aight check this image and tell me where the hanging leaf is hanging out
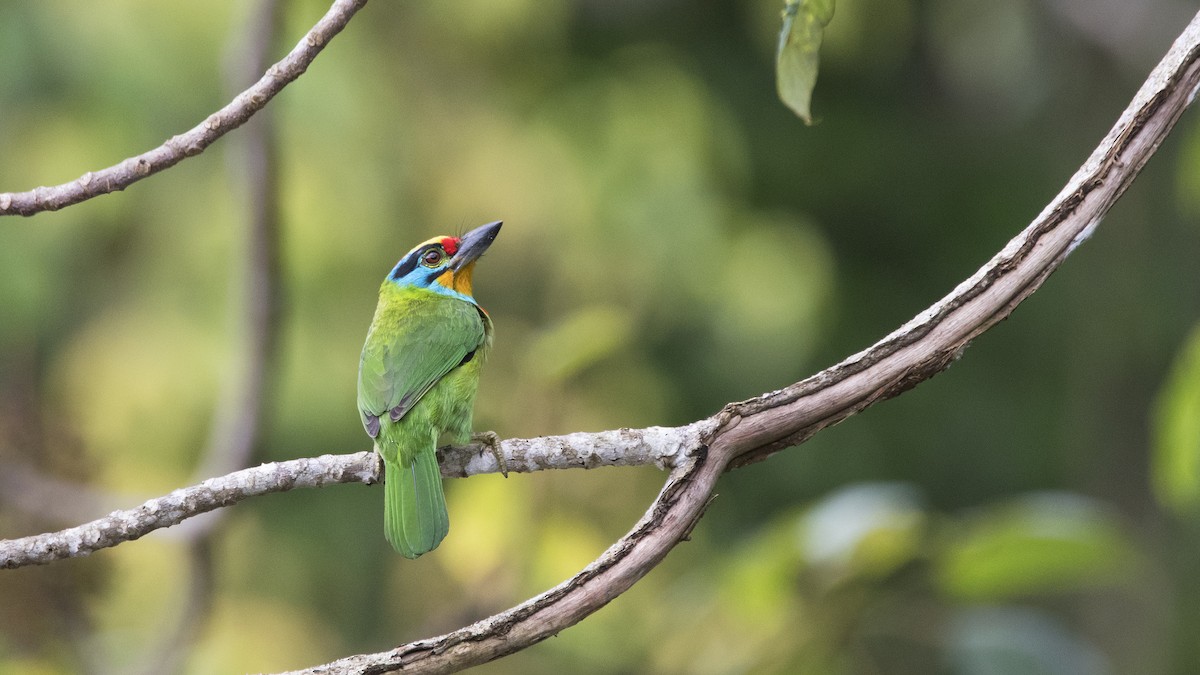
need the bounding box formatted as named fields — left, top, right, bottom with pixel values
left=776, top=0, right=835, bottom=124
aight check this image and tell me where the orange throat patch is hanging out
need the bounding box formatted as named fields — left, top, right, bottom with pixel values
left=435, top=262, right=476, bottom=297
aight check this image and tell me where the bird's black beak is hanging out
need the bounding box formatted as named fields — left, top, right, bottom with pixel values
left=450, top=220, right=502, bottom=270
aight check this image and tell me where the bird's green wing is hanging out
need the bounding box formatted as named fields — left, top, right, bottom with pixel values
left=357, top=293, right=486, bottom=436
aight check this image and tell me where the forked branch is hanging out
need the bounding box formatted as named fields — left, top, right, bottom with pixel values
left=0, top=0, right=368, bottom=217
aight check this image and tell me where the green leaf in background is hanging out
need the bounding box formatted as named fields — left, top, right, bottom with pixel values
left=936, top=493, right=1136, bottom=601
left=776, top=0, right=835, bottom=124
left=1152, top=323, right=1200, bottom=514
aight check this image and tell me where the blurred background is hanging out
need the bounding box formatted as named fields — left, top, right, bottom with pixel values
left=1, top=0, right=1200, bottom=672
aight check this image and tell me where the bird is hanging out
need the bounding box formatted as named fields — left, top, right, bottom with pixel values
left=357, top=220, right=502, bottom=558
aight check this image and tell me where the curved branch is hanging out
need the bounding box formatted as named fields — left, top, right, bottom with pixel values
left=291, top=449, right=724, bottom=675
left=285, top=11, right=1200, bottom=675
left=0, top=0, right=368, bottom=217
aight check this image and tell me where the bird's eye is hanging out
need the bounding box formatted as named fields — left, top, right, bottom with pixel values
left=421, top=249, right=444, bottom=267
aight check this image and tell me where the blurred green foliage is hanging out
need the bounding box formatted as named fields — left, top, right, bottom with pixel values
left=1, top=0, right=1200, bottom=673
left=1154, top=326, right=1200, bottom=513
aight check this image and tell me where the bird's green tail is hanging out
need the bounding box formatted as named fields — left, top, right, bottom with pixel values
left=383, top=450, right=449, bottom=558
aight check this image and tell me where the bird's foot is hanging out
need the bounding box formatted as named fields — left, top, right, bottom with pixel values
left=472, top=431, right=507, bottom=478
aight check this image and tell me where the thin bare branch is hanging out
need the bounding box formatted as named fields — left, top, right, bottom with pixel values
left=437, top=424, right=713, bottom=477
left=0, top=452, right=377, bottom=569
left=0, top=0, right=368, bottom=217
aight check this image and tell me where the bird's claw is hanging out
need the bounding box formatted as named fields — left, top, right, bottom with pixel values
left=472, top=431, right=507, bottom=478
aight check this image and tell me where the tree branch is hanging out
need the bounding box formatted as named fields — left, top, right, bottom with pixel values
left=0, top=423, right=714, bottom=568
left=0, top=452, right=377, bottom=569
left=0, top=0, right=368, bottom=217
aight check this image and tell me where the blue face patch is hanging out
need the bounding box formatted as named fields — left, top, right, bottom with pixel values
left=389, top=243, right=444, bottom=282
left=386, top=244, right=477, bottom=305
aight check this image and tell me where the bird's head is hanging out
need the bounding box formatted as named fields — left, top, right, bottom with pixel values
left=386, top=220, right=502, bottom=301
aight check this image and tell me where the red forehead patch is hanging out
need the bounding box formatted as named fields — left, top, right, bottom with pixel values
left=440, top=236, right=459, bottom=255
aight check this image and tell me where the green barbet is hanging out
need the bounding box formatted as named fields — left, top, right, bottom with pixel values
left=358, top=221, right=501, bottom=558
